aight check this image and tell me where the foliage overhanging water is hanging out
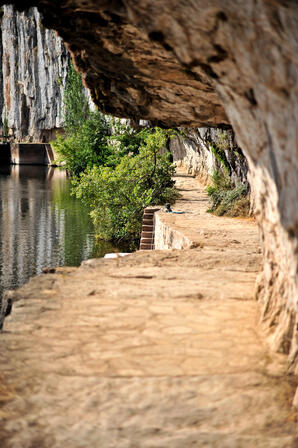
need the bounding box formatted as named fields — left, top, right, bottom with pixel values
left=0, top=165, right=127, bottom=303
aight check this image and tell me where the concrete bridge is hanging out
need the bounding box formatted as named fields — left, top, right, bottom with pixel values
left=0, top=142, right=57, bottom=165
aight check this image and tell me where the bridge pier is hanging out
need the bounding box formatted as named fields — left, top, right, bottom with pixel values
left=0, top=143, right=11, bottom=163
left=10, top=143, right=53, bottom=165
left=45, top=143, right=57, bottom=166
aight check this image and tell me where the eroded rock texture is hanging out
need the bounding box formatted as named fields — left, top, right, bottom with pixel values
left=2, top=1, right=298, bottom=374
left=171, top=128, right=249, bottom=187
left=0, top=5, right=69, bottom=141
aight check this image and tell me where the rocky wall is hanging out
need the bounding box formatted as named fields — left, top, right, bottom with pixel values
left=170, top=128, right=249, bottom=187
left=0, top=5, right=69, bottom=141
left=2, top=0, right=297, bottom=381
left=154, top=211, right=194, bottom=251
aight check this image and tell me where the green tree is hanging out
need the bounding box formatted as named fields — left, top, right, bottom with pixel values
left=52, top=62, right=114, bottom=175
left=52, top=111, right=112, bottom=175
left=63, top=61, right=89, bottom=134
left=73, top=129, right=178, bottom=243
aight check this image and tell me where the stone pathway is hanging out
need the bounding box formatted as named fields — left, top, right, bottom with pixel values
left=0, top=172, right=297, bottom=447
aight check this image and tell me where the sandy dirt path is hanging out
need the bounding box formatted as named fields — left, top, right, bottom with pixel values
left=0, top=171, right=297, bottom=447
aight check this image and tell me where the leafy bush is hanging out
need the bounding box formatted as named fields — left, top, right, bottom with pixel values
left=52, top=111, right=113, bottom=175
left=207, top=170, right=250, bottom=217
left=73, top=130, right=178, bottom=243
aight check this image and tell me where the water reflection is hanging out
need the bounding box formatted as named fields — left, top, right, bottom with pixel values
left=0, top=165, right=124, bottom=301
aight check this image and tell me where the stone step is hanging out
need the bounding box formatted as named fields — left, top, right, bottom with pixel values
left=142, top=225, right=154, bottom=232
left=144, top=207, right=160, bottom=213
left=143, top=213, right=154, bottom=219
left=139, top=243, right=153, bottom=250
left=140, top=237, right=153, bottom=244
left=140, top=207, right=159, bottom=250
left=142, top=219, right=154, bottom=225
left=141, top=231, right=153, bottom=238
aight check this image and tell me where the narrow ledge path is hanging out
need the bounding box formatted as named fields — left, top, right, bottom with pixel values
left=0, top=170, right=297, bottom=447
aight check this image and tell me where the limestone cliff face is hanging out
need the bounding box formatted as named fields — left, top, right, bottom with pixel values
left=0, top=5, right=69, bottom=142
left=2, top=1, right=298, bottom=378
left=170, top=128, right=248, bottom=187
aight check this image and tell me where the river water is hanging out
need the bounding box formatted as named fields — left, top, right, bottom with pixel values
left=0, top=165, right=125, bottom=303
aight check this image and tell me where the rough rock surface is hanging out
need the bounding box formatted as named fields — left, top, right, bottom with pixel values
left=1, top=173, right=297, bottom=447
left=170, top=128, right=248, bottom=186
left=2, top=0, right=297, bottom=376
left=6, top=1, right=228, bottom=128
left=0, top=5, right=69, bottom=141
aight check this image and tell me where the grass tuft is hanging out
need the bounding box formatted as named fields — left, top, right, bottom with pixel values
left=207, top=171, right=250, bottom=217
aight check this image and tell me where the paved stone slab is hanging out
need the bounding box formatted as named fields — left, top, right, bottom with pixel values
left=0, top=171, right=297, bottom=447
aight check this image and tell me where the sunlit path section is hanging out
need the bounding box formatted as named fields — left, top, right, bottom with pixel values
left=0, top=170, right=297, bottom=447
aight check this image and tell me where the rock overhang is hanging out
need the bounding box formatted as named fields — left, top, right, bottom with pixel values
left=2, top=0, right=229, bottom=127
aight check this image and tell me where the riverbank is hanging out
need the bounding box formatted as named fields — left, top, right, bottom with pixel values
left=0, top=170, right=297, bottom=447
left=0, top=165, right=127, bottom=310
